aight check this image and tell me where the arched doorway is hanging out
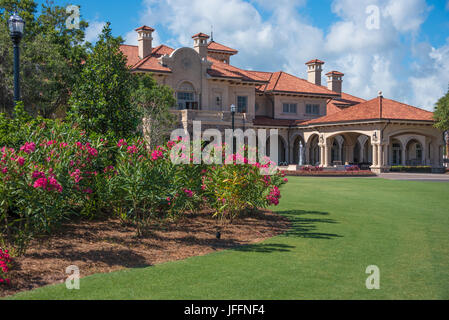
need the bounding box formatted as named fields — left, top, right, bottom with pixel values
left=391, top=139, right=402, bottom=166
left=406, top=139, right=423, bottom=166
left=176, top=81, right=198, bottom=110
left=308, top=134, right=320, bottom=166
left=292, top=135, right=306, bottom=165
left=331, top=135, right=344, bottom=165
left=266, top=135, right=287, bottom=165
left=354, top=141, right=361, bottom=164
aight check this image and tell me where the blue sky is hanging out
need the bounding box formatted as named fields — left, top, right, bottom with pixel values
left=35, top=0, right=449, bottom=111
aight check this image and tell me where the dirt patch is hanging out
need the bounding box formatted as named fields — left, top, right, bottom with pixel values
left=1, top=210, right=290, bottom=297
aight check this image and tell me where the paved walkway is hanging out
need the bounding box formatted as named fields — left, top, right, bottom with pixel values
left=378, top=173, right=449, bottom=182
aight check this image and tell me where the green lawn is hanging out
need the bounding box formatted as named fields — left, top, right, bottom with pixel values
left=8, top=177, right=449, bottom=300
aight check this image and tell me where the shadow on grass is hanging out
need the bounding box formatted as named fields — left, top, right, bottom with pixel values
left=231, top=210, right=342, bottom=254
left=278, top=210, right=343, bottom=240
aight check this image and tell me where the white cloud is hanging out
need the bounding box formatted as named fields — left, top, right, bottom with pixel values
left=127, top=0, right=442, bottom=110
left=409, top=40, right=449, bottom=111
left=85, top=20, right=106, bottom=43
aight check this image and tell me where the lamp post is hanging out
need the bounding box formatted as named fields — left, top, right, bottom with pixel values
left=230, top=104, right=236, bottom=154
left=8, top=12, right=25, bottom=104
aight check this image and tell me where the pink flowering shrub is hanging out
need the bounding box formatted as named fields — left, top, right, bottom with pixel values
left=0, top=248, right=12, bottom=286
left=201, top=146, right=288, bottom=221
left=109, top=138, right=206, bottom=236
left=0, top=120, right=288, bottom=253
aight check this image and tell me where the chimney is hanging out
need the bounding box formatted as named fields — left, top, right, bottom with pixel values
left=378, top=91, right=383, bottom=118
left=192, top=32, right=210, bottom=60
left=326, top=71, right=344, bottom=93
left=136, top=25, right=154, bottom=59
left=305, top=59, right=325, bottom=86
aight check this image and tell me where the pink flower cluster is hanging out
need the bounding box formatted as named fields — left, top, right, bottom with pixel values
left=20, top=142, right=36, bottom=154
left=184, top=189, right=194, bottom=198
left=0, top=248, right=12, bottom=285
left=127, top=145, right=138, bottom=154
left=33, top=173, right=63, bottom=193
left=151, top=149, right=164, bottom=161
left=117, top=139, right=127, bottom=147
left=267, top=186, right=281, bottom=206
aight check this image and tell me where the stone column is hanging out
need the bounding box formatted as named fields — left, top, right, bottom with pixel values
left=401, top=148, right=406, bottom=166
left=377, top=144, right=383, bottom=168
left=324, top=143, right=330, bottom=167
left=372, top=144, right=377, bottom=167
left=319, top=145, right=325, bottom=167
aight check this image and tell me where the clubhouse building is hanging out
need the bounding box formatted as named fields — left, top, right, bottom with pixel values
left=120, top=26, right=446, bottom=173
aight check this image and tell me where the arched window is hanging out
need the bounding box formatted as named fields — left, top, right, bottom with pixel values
left=177, top=82, right=198, bottom=110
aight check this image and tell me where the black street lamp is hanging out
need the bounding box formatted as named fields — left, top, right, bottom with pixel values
left=230, top=104, right=236, bottom=154
left=8, top=12, right=25, bottom=104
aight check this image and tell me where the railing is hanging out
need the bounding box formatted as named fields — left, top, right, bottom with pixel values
left=170, top=109, right=249, bottom=123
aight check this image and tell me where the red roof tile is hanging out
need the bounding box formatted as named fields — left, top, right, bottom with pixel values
left=305, top=97, right=434, bottom=125
left=192, top=32, right=210, bottom=39
left=207, top=41, right=238, bottom=54
left=119, top=44, right=174, bottom=73
left=262, top=71, right=339, bottom=97
left=327, top=92, right=366, bottom=115
left=306, top=59, right=324, bottom=65
left=135, top=25, right=154, bottom=32
left=207, top=56, right=266, bottom=82
left=326, top=71, right=344, bottom=76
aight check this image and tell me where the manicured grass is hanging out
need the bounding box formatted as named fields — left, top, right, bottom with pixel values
left=8, top=177, right=449, bottom=300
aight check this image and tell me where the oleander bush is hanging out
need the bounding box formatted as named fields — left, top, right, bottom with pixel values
left=0, top=248, right=12, bottom=286
left=0, top=125, right=288, bottom=255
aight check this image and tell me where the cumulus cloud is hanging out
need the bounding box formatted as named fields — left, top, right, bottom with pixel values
left=126, top=0, right=442, bottom=110
left=85, top=20, right=106, bottom=43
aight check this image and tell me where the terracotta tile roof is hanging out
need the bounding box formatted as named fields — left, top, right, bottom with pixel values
left=253, top=117, right=308, bottom=127
left=305, top=96, right=434, bottom=125
left=306, top=59, right=324, bottom=65
left=120, top=44, right=174, bottom=73
left=135, top=25, right=154, bottom=32
left=327, top=92, right=366, bottom=115
left=192, top=32, right=210, bottom=39
left=207, top=56, right=266, bottom=82
left=207, top=41, right=238, bottom=54
left=120, top=45, right=141, bottom=68
left=261, top=71, right=340, bottom=97
left=326, top=71, right=344, bottom=76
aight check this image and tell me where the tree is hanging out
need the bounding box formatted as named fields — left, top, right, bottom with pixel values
left=67, top=23, right=141, bottom=139
left=0, top=0, right=88, bottom=117
left=434, top=87, right=449, bottom=158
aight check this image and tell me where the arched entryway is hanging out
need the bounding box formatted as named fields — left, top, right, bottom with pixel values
left=391, top=139, right=403, bottom=166
left=308, top=134, right=320, bottom=166
left=406, top=139, right=423, bottom=166
left=266, top=135, right=287, bottom=165
left=292, top=135, right=306, bottom=165
left=331, top=135, right=344, bottom=165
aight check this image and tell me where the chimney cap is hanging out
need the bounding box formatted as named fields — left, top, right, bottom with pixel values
left=305, top=59, right=325, bottom=65
left=326, top=71, right=344, bottom=76
left=192, top=32, right=210, bottom=39
left=135, top=25, right=155, bottom=32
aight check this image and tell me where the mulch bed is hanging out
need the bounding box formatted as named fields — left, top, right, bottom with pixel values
left=1, top=210, right=290, bottom=298
left=285, top=170, right=377, bottom=177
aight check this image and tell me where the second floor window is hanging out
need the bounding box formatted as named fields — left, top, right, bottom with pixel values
left=306, top=104, right=320, bottom=115
left=177, top=91, right=198, bottom=110
left=237, top=96, right=248, bottom=113
left=283, top=103, right=297, bottom=114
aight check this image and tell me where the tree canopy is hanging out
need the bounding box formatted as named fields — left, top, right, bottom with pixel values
left=0, top=0, right=88, bottom=117
left=434, top=87, right=449, bottom=133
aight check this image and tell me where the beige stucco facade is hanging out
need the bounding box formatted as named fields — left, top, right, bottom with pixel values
left=125, top=27, right=445, bottom=173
